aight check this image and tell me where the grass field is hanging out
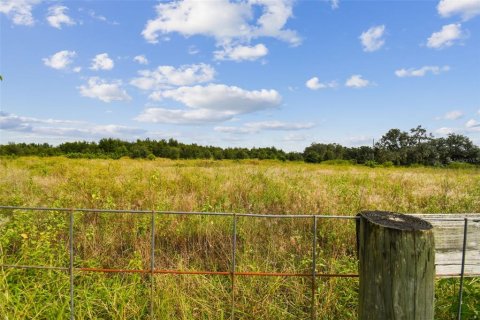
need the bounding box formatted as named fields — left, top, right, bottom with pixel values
left=1, top=157, right=479, bottom=319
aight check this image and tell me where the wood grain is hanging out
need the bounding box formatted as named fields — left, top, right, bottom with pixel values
left=411, top=214, right=480, bottom=276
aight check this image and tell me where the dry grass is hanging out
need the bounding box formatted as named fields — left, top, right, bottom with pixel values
left=0, top=157, right=479, bottom=319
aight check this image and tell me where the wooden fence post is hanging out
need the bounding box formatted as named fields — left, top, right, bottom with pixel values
left=357, top=211, right=435, bottom=320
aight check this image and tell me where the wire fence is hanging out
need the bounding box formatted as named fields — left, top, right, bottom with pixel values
left=0, top=206, right=477, bottom=319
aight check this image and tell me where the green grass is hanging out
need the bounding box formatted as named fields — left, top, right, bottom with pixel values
left=0, top=157, right=479, bottom=319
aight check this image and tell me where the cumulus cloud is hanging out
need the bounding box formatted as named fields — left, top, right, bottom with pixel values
left=131, top=63, right=215, bottom=90
left=136, top=84, right=282, bottom=124
left=135, top=108, right=233, bottom=124
left=0, top=112, right=146, bottom=138
left=465, top=118, right=480, bottom=128
left=90, top=53, right=114, bottom=70
left=438, top=110, right=464, bottom=120
left=395, top=65, right=450, bottom=77
left=445, top=110, right=464, bottom=120
left=46, top=5, right=75, bottom=29
left=345, top=75, right=371, bottom=88
left=215, top=121, right=315, bottom=134
left=43, top=50, right=77, bottom=70
left=0, top=0, right=41, bottom=26
left=78, top=77, right=131, bottom=103
left=157, top=84, right=281, bottom=111
left=427, top=23, right=464, bottom=49
left=305, top=77, right=337, bottom=90
left=359, top=25, right=386, bottom=52
left=214, top=43, right=268, bottom=61
left=435, top=127, right=456, bottom=135
left=133, top=55, right=149, bottom=65
left=437, top=0, right=480, bottom=20
left=141, top=0, right=300, bottom=46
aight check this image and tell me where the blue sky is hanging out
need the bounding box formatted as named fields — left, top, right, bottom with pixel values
left=1, top=0, right=480, bottom=151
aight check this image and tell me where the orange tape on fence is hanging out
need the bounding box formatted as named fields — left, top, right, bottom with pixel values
left=76, top=267, right=359, bottom=277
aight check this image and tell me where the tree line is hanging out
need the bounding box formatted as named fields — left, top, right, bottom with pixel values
left=1, top=126, right=479, bottom=166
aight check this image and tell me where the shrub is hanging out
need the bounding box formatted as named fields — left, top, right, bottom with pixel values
left=382, top=161, right=394, bottom=168
left=447, top=161, right=476, bottom=169
left=364, top=160, right=378, bottom=168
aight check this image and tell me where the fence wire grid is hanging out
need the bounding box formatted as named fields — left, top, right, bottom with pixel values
left=0, top=206, right=476, bottom=320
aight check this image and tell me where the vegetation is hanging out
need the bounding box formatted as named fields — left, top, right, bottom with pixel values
left=1, top=126, right=479, bottom=166
left=0, top=157, right=479, bottom=319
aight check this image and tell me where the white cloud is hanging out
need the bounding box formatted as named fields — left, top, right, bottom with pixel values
left=283, top=133, right=307, bottom=142
left=131, top=63, right=215, bottom=90
left=214, top=43, right=268, bottom=61
left=141, top=0, right=300, bottom=46
left=135, top=108, right=233, bottom=124
left=43, top=50, right=76, bottom=70
left=465, top=118, right=480, bottom=128
left=439, top=110, right=464, bottom=120
left=359, top=25, right=386, bottom=52
left=346, top=136, right=373, bottom=146
left=46, top=5, right=75, bottom=29
left=0, top=0, right=41, bottom=26
left=157, top=84, right=281, bottom=112
left=73, top=66, right=82, bottom=73
left=427, top=23, right=464, bottom=49
left=133, top=55, right=149, bottom=65
left=437, top=0, right=480, bottom=20
left=0, top=112, right=145, bottom=138
left=241, top=121, right=312, bottom=132
left=305, top=77, right=337, bottom=90
left=90, top=53, right=114, bottom=70
left=435, top=127, right=456, bottom=135
left=78, top=77, right=131, bottom=103
left=136, top=84, right=281, bottom=124
left=330, top=0, right=340, bottom=10
left=214, top=126, right=253, bottom=134
left=215, top=121, right=314, bottom=134
left=435, top=116, right=480, bottom=136
left=395, top=65, right=450, bottom=77
left=345, top=75, right=371, bottom=88
left=87, top=9, right=118, bottom=25
left=0, top=111, right=80, bottom=130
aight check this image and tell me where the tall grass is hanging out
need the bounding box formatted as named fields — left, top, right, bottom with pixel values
left=0, top=157, right=479, bottom=319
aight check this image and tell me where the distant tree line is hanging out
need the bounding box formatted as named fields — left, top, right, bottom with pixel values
left=1, top=126, right=479, bottom=166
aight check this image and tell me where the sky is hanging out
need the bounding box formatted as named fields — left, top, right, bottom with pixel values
left=1, top=0, right=480, bottom=151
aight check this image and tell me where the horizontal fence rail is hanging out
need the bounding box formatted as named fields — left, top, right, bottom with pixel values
left=0, top=206, right=478, bottom=320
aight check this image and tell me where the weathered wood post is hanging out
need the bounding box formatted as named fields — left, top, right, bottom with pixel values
left=356, top=211, right=435, bottom=320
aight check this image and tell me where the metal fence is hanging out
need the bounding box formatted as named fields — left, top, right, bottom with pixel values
left=0, top=206, right=476, bottom=319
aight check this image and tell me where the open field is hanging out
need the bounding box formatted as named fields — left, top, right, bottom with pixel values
left=1, top=157, right=479, bottom=319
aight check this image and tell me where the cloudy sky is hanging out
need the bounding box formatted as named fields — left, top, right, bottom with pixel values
left=1, top=0, right=480, bottom=150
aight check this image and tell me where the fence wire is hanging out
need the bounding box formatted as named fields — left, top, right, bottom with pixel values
left=0, top=206, right=476, bottom=319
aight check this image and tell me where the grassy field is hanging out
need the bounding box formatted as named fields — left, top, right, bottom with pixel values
left=0, top=157, right=479, bottom=319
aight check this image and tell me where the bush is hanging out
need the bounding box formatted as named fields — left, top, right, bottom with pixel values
left=382, top=161, right=394, bottom=168
left=447, top=161, right=476, bottom=169
left=364, top=160, right=378, bottom=168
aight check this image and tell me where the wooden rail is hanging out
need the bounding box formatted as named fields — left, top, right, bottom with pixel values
left=411, top=214, right=480, bottom=276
